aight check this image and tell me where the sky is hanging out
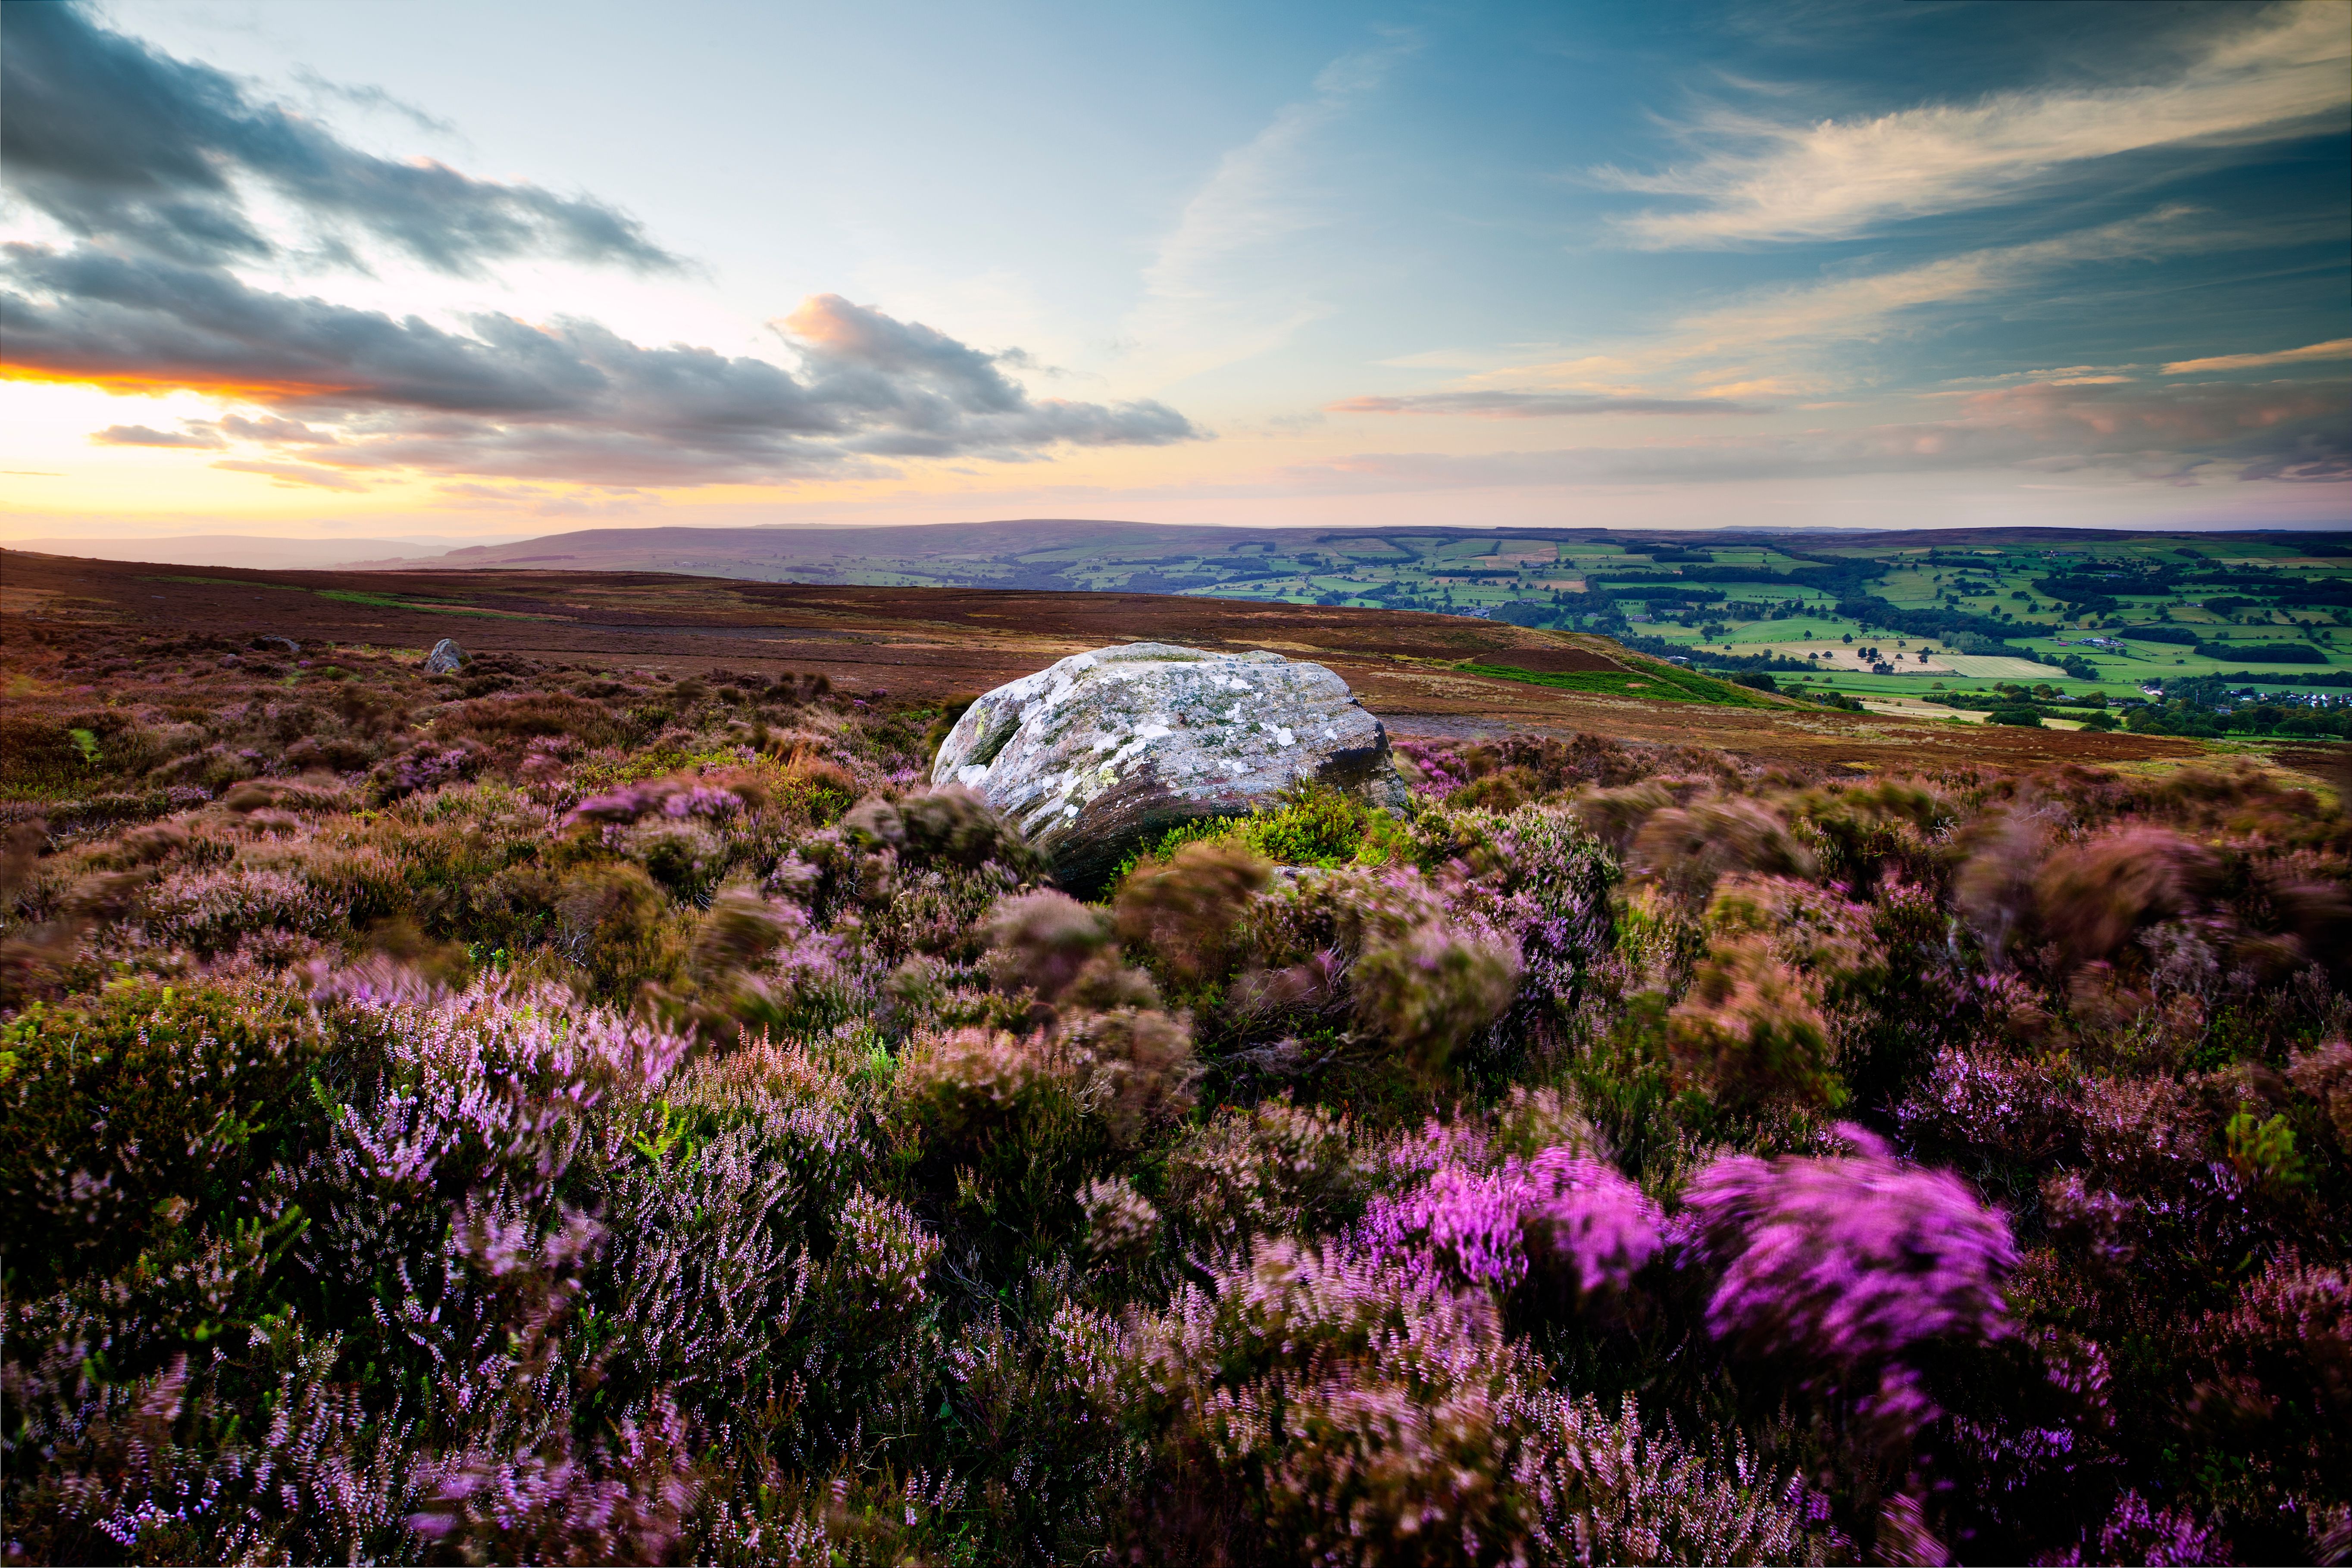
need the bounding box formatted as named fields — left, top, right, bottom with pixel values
left=3, top=0, right=2348, bottom=545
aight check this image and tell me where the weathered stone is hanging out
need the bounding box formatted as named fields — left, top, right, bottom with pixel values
left=931, top=642, right=1406, bottom=892
left=424, top=638, right=468, bottom=673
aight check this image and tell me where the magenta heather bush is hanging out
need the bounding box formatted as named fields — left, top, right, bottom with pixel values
left=1684, top=1124, right=2017, bottom=1442
left=1057, top=1239, right=1831, bottom=1565
left=1394, top=739, right=1472, bottom=799
left=1361, top=1139, right=1662, bottom=1306
left=565, top=775, right=744, bottom=827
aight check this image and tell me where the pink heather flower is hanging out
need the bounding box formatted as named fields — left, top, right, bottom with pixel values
left=1361, top=1140, right=1662, bottom=1304
left=660, top=785, right=742, bottom=819
left=1393, top=739, right=1471, bottom=799
left=1684, top=1124, right=2015, bottom=1433
left=1528, top=1146, right=1665, bottom=1302
left=563, top=776, right=741, bottom=828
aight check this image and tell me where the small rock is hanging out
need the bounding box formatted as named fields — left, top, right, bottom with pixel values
left=424, top=638, right=468, bottom=673
left=218, top=653, right=241, bottom=668
left=932, top=642, right=1407, bottom=892
left=254, top=635, right=301, bottom=654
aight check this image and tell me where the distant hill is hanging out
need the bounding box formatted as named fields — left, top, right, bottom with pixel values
left=353, top=520, right=1331, bottom=578
left=3, top=534, right=519, bottom=571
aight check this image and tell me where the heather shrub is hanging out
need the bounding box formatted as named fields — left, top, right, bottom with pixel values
left=841, top=784, right=1032, bottom=872
left=1060, top=1240, right=1827, bottom=1565
left=1628, top=795, right=1816, bottom=905
left=2289, top=1038, right=2352, bottom=1148
left=140, top=860, right=342, bottom=955
left=984, top=888, right=1113, bottom=1000
left=1361, top=1140, right=1664, bottom=1307
left=1667, top=936, right=1841, bottom=1110
left=1571, top=778, right=1679, bottom=855
left=892, top=1026, right=1078, bottom=1156
left=1351, top=921, right=1520, bottom=1083
left=1080, top=1174, right=1162, bottom=1262
left=1165, top=1097, right=1366, bottom=1245
left=1060, top=1003, right=1196, bottom=1146
left=1413, top=803, right=1618, bottom=1025
left=552, top=862, right=677, bottom=992
left=6, top=634, right=2349, bottom=1565
left=1112, top=839, right=1270, bottom=989
left=2035, top=824, right=2221, bottom=971
left=0, top=975, right=336, bottom=1291
left=1683, top=1121, right=2017, bottom=1551
left=1786, top=778, right=1956, bottom=892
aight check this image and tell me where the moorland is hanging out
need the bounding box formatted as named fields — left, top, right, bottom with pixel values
left=2, top=542, right=2349, bottom=1565
left=320, top=519, right=2352, bottom=727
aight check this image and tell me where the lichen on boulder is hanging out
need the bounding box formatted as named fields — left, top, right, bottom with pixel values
left=931, top=642, right=1406, bottom=892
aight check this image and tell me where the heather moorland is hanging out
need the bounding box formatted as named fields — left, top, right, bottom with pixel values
left=3, top=602, right=2347, bottom=1567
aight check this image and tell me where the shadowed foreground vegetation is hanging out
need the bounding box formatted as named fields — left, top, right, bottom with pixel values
left=3, top=619, right=2348, bottom=1565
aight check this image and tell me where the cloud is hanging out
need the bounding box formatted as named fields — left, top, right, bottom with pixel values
left=2163, top=337, right=2352, bottom=374
left=212, top=459, right=375, bottom=490
left=1123, top=33, right=1419, bottom=386
left=1601, top=5, right=2350, bottom=248
left=435, top=481, right=643, bottom=516
left=0, top=253, right=1201, bottom=485
left=1280, top=380, right=2352, bottom=491
left=1327, top=390, right=1772, bottom=417
left=91, top=422, right=225, bottom=449
left=215, top=414, right=338, bottom=444
left=0, top=2, right=676, bottom=275
left=0, top=9, right=1201, bottom=491
left=1468, top=206, right=2228, bottom=394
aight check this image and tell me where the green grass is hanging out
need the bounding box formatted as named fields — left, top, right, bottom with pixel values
left=150, top=575, right=307, bottom=592
left=1103, top=784, right=1414, bottom=888
left=310, top=589, right=557, bottom=619
left=1457, top=662, right=1767, bottom=707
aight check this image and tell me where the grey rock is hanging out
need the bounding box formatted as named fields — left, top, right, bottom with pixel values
left=932, top=642, right=1406, bottom=892
left=256, top=636, right=301, bottom=654
left=424, top=638, right=468, bottom=674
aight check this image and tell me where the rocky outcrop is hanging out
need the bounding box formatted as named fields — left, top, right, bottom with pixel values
left=931, top=642, right=1406, bottom=892
left=424, top=638, right=468, bottom=673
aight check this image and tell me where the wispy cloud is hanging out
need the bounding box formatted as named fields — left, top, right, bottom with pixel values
left=2163, top=337, right=2352, bottom=374
left=213, top=458, right=375, bottom=490
left=1276, top=379, right=2351, bottom=492
left=1470, top=206, right=2221, bottom=394
left=1327, top=390, right=1771, bottom=417
left=1122, top=33, right=1418, bottom=387
left=91, top=422, right=225, bottom=449
left=1601, top=5, right=2349, bottom=248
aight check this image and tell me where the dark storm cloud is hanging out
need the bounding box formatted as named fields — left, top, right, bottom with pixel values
left=4, top=253, right=1199, bottom=485
left=1327, top=390, right=1774, bottom=417
left=0, top=2, right=676, bottom=275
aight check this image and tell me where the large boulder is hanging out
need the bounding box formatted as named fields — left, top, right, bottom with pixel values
left=932, top=642, right=1407, bottom=891
left=424, top=638, right=468, bottom=673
